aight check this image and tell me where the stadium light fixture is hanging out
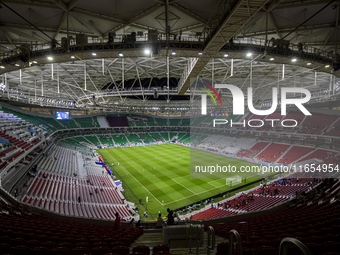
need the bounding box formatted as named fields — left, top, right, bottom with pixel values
left=291, top=58, right=297, bottom=62
left=172, top=51, right=176, bottom=55
left=307, top=62, right=312, bottom=66
left=118, top=52, right=124, bottom=57
left=325, top=65, right=330, bottom=68
left=144, top=48, right=151, bottom=55
left=70, top=55, right=75, bottom=59
left=32, top=61, right=37, bottom=64
left=224, top=53, right=229, bottom=57
left=198, top=52, right=202, bottom=55
left=269, top=57, right=275, bottom=61
left=15, top=63, right=20, bottom=67
left=92, top=52, right=97, bottom=56
left=0, top=66, right=5, bottom=69
left=47, top=56, right=53, bottom=61
left=246, top=52, right=252, bottom=57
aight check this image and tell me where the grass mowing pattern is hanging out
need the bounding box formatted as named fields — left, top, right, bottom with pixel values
left=97, top=143, right=271, bottom=219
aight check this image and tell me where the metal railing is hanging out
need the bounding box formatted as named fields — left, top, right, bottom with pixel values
left=1, top=35, right=336, bottom=63
left=187, top=224, right=194, bottom=253
left=196, top=225, right=203, bottom=255
left=279, top=237, right=312, bottom=255
left=206, top=226, right=215, bottom=255
left=228, top=229, right=243, bottom=255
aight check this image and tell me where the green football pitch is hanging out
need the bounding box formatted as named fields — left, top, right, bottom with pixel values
left=97, top=143, right=272, bottom=220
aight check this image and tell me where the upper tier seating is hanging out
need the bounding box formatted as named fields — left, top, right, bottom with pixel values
left=76, top=117, right=99, bottom=128
left=236, top=142, right=268, bottom=158
left=212, top=179, right=340, bottom=255
left=190, top=176, right=313, bottom=220
left=298, top=149, right=338, bottom=163
left=278, top=146, right=315, bottom=165
left=0, top=210, right=143, bottom=253
left=255, top=143, right=290, bottom=163
left=298, top=113, right=339, bottom=135
left=22, top=171, right=131, bottom=220
left=324, top=117, right=340, bottom=137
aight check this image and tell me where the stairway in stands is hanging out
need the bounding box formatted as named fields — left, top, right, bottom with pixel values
left=132, top=229, right=226, bottom=255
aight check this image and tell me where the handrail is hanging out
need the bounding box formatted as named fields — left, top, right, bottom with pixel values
left=187, top=224, right=193, bottom=253
left=278, top=237, right=312, bottom=255
left=228, top=229, right=243, bottom=255
left=196, top=225, right=203, bottom=255
left=206, top=226, right=215, bottom=255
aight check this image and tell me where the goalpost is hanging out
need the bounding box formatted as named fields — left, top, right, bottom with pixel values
left=226, top=175, right=243, bottom=187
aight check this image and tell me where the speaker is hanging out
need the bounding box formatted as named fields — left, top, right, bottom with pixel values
left=19, top=54, right=29, bottom=63
left=153, top=90, right=158, bottom=99
left=61, top=37, right=68, bottom=49
left=108, top=32, right=115, bottom=43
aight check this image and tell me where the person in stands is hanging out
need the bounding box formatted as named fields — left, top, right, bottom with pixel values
left=157, top=214, right=164, bottom=228
left=114, top=212, right=121, bottom=229
left=167, top=208, right=174, bottom=225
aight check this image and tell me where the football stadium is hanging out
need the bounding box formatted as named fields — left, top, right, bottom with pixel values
left=0, top=1, right=340, bottom=255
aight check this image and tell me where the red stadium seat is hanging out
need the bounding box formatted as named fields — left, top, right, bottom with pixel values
left=152, top=252, right=171, bottom=255
left=253, top=239, right=271, bottom=249
left=12, top=246, right=31, bottom=255
left=216, top=242, right=229, bottom=254
left=153, top=245, right=169, bottom=253
left=232, top=247, right=253, bottom=255
left=254, top=246, right=276, bottom=255
left=92, top=246, right=111, bottom=255
left=110, top=242, right=125, bottom=249
left=74, top=242, right=91, bottom=249
left=12, top=237, right=27, bottom=247
left=323, top=243, right=340, bottom=253
left=129, top=252, right=148, bottom=255
left=111, top=246, right=130, bottom=255
left=41, top=241, right=57, bottom=249
left=50, top=247, right=71, bottom=255
left=71, top=247, right=91, bottom=255
left=58, top=242, right=74, bottom=250
left=26, top=240, right=41, bottom=248
left=93, top=242, right=109, bottom=248
left=0, top=244, right=11, bottom=254
left=133, top=245, right=150, bottom=255
left=118, top=238, right=131, bottom=247
left=0, top=236, right=12, bottom=245
left=32, top=247, right=50, bottom=255
left=308, top=236, right=324, bottom=244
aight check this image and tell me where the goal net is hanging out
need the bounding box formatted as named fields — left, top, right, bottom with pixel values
left=226, top=175, right=243, bottom=187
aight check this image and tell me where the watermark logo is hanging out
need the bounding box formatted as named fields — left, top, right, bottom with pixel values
left=200, top=83, right=222, bottom=115
left=201, top=84, right=312, bottom=116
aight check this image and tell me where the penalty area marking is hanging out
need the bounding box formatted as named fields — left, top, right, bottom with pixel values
left=172, top=175, right=191, bottom=182
left=207, top=179, right=226, bottom=188
left=162, top=180, right=230, bottom=206
left=172, top=176, right=197, bottom=195
left=103, top=151, right=164, bottom=206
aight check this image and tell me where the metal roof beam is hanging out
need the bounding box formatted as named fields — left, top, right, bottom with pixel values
left=238, top=22, right=335, bottom=38
left=67, top=0, right=81, bottom=10
left=273, top=0, right=331, bottom=10
left=104, top=3, right=163, bottom=35
left=54, top=12, right=67, bottom=39
left=0, top=21, right=94, bottom=37
left=171, top=3, right=207, bottom=24
left=0, top=27, right=47, bottom=43
left=177, top=0, right=270, bottom=95
left=269, top=11, right=282, bottom=39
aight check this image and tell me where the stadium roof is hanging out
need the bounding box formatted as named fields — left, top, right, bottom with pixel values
left=0, top=0, right=340, bottom=113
